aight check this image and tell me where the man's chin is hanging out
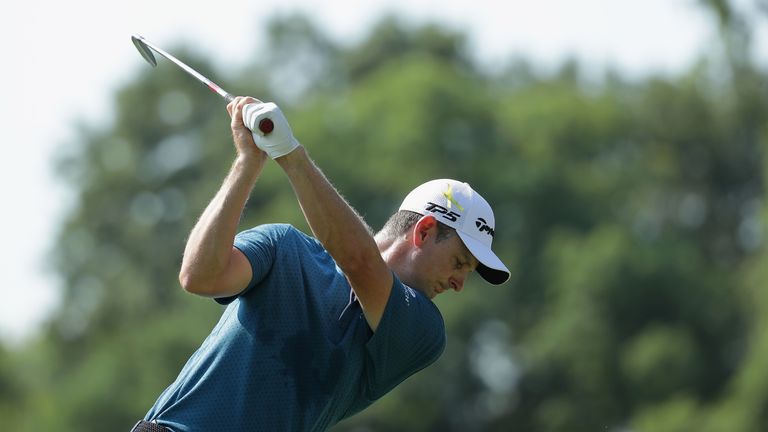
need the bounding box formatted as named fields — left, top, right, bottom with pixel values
left=410, top=285, right=434, bottom=299
left=396, top=276, right=436, bottom=299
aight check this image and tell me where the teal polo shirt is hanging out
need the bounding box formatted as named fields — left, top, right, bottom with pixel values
left=144, top=224, right=445, bottom=431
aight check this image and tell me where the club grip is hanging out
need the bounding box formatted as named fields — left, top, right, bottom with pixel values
left=258, top=118, right=274, bottom=134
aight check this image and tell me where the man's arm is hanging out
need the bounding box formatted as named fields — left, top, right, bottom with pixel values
left=178, top=97, right=267, bottom=298
left=276, top=147, right=393, bottom=330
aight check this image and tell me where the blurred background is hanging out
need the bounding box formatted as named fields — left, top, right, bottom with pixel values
left=2, top=0, right=767, bottom=430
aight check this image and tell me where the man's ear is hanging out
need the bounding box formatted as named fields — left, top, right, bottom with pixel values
left=412, top=215, right=438, bottom=247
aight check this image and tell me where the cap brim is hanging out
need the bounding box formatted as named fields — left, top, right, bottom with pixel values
left=457, top=232, right=510, bottom=285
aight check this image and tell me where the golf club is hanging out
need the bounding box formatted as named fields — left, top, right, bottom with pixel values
left=131, top=34, right=273, bottom=134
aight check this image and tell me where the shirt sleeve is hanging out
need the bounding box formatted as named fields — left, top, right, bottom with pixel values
left=363, top=276, right=446, bottom=399
left=214, top=224, right=286, bottom=305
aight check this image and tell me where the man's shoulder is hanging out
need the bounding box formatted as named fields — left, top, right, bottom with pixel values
left=238, top=223, right=331, bottom=258
left=374, top=276, right=446, bottom=344
left=237, top=223, right=307, bottom=243
left=359, top=276, right=446, bottom=401
left=240, top=222, right=293, bottom=235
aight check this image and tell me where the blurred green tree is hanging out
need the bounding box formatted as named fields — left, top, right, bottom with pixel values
left=0, top=1, right=766, bottom=431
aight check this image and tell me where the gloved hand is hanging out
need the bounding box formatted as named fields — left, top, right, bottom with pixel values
left=243, top=102, right=300, bottom=159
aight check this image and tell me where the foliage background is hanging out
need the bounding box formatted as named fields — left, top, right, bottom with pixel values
left=1, top=1, right=767, bottom=430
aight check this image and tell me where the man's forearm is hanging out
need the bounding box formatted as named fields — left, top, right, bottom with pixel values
left=266, top=122, right=391, bottom=329
left=179, top=156, right=264, bottom=289
left=276, top=146, right=380, bottom=272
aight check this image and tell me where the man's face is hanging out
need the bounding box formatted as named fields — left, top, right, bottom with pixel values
left=408, top=230, right=478, bottom=299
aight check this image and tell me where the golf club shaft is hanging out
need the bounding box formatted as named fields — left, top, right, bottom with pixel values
left=132, top=35, right=275, bottom=134
left=138, top=37, right=234, bottom=102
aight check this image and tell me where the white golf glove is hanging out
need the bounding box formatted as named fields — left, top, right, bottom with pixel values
left=243, top=102, right=300, bottom=159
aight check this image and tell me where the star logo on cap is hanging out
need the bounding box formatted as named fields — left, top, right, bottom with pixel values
left=443, top=184, right=464, bottom=211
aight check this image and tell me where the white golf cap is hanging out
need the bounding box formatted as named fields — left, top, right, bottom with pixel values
left=399, top=179, right=510, bottom=285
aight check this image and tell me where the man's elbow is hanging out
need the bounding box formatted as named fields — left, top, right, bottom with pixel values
left=178, top=271, right=209, bottom=296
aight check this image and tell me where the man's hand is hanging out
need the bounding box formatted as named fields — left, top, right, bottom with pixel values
left=227, top=96, right=269, bottom=164
left=243, top=102, right=301, bottom=159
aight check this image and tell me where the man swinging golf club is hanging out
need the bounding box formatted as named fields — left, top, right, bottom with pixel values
left=132, top=97, right=510, bottom=431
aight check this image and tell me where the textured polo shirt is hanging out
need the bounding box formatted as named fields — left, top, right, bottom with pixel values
left=144, top=224, right=445, bottom=431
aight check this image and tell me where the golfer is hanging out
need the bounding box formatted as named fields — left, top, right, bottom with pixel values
left=132, top=97, right=509, bottom=432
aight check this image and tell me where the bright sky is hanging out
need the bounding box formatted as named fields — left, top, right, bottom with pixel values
left=1, top=0, right=763, bottom=346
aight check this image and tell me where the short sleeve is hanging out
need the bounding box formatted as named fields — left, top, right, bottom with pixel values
left=363, top=276, right=446, bottom=399
left=214, top=224, right=287, bottom=304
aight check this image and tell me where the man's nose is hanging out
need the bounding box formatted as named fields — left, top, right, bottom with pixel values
left=449, top=274, right=466, bottom=292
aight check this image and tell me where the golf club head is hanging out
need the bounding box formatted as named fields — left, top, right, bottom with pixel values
left=132, top=35, right=157, bottom=67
